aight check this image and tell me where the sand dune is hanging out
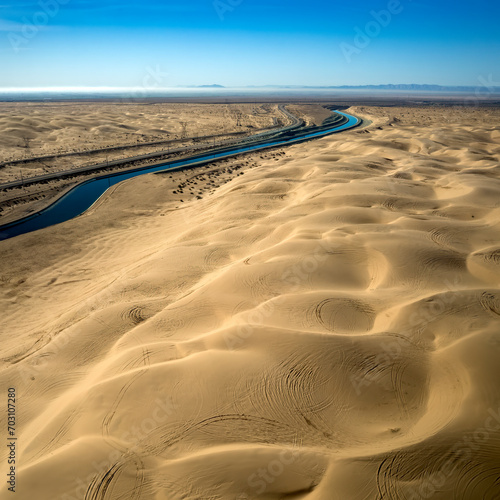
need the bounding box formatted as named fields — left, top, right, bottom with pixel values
left=1, top=105, right=500, bottom=499
left=0, top=102, right=277, bottom=156
left=0, top=102, right=281, bottom=172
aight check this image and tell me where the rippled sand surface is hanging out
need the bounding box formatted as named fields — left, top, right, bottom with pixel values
left=0, top=102, right=280, bottom=184
left=1, top=105, right=500, bottom=500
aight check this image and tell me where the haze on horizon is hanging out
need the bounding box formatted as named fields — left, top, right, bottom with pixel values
left=1, top=0, right=499, bottom=90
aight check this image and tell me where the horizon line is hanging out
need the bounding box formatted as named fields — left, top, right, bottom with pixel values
left=0, top=84, right=498, bottom=93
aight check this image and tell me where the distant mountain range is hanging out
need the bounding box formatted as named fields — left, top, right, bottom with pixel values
left=235, top=84, right=500, bottom=92
left=179, top=84, right=226, bottom=89
left=175, top=83, right=500, bottom=93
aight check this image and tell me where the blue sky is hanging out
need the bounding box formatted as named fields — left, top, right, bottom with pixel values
left=1, top=0, right=499, bottom=88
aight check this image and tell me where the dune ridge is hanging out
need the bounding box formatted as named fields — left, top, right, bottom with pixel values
left=1, top=105, right=500, bottom=499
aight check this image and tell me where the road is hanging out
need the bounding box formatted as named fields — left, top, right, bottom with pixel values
left=0, top=105, right=300, bottom=192
left=0, top=109, right=360, bottom=240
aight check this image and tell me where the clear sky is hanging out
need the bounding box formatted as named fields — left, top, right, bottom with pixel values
left=1, top=0, right=499, bottom=88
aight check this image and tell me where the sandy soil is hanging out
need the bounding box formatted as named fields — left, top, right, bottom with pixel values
left=286, top=104, right=334, bottom=126
left=0, top=101, right=301, bottom=222
left=0, top=102, right=286, bottom=184
left=1, top=105, right=500, bottom=500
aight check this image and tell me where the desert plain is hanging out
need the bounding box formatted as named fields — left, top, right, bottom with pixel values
left=1, top=102, right=500, bottom=499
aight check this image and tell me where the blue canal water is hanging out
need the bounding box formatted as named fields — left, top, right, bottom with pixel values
left=0, top=111, right=359, bottom=241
